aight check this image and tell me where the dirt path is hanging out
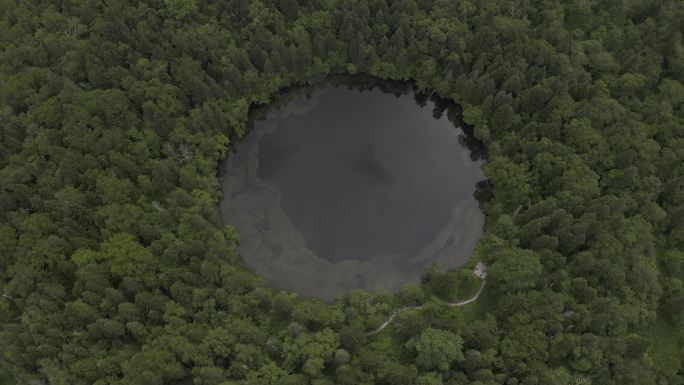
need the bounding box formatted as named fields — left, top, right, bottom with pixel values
left=445, top=278, right=486, bottom=307
left=365, top=279, right=486, bottom=336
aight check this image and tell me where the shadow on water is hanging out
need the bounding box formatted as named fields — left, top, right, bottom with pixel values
left=354, top=142, right=393, bottom=185
left=241, top=74, right=487, bottom=160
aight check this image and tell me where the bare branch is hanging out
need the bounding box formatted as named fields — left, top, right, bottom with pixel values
left=169, top=142, right=194, bottom=163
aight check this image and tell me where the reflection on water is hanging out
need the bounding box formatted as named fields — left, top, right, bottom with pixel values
left=220, top=76, right=486, bottom=300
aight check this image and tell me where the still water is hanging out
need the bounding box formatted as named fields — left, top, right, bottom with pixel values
left=220, top=77, right=485, bottom=300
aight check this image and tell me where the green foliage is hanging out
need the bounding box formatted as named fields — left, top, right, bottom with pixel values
left=164, top=0, right=197, bottom=20
left=406, top=328, right=464, bottom=372
left=489, top=248, right=543, bottom=292
left=0, top=0, right=682, bottom=383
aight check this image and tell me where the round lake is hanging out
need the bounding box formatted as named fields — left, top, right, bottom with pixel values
left=220, top=77, right=485, bottom=300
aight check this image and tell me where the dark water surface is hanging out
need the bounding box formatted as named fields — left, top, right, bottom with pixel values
left=220, top=77, right=485, bottom=300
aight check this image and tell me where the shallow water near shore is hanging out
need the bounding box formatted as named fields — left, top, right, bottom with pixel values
left=220, top=77, right=486, bottom=300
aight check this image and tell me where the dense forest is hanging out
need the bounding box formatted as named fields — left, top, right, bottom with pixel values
left=1, top=0, right=683, bottom=384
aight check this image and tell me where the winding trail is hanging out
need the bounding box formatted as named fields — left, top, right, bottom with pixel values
left=365, top=276, right=487, bottom=336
